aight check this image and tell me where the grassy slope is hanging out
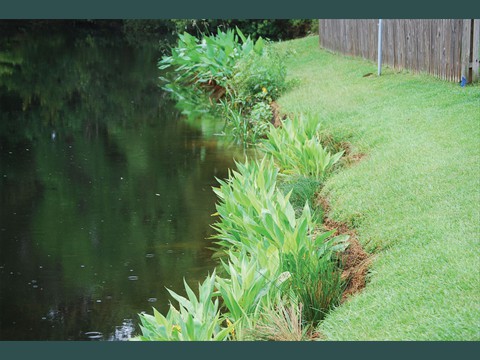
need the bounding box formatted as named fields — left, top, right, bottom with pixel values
left=276, top=36, right=480, bottom=340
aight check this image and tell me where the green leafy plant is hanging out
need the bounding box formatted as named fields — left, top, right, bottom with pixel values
left=212, top=156, right=349, bottom=326
left=277, top=175, right=322, bottom=218
left=159, top=28, right=264, bottom=97
left=262, top=114, right=344, bottom=180
left=248, top=101, right=272, bottom=140
left=159, top=28, right=290, bottom=145
left=134, top=271, right=232, bottom=341
left=212, top=157, right=321, bottom=256
left=218, top=99, right=250, bottom=144
left=215, top=251, right=274, bottom=340
left=218, top=96, right=273, bottom=145
left=281, top=232, right=349, bottom=325
left=231, top=47, right=288, bottom=104
left=136, top=154, right=349, bottom=341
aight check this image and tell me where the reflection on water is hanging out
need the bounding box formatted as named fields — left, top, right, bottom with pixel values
left=0, top=25, right=243, bottom=340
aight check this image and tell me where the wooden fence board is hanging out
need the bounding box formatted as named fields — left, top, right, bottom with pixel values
left=461, top=19, right=472, bottom=82
left=472, top=19, right=480, bottom=82
left=319, top=19, right=479, bottom=83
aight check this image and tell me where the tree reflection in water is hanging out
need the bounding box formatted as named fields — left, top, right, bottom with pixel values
left=0, top=22, right=242, bottom=340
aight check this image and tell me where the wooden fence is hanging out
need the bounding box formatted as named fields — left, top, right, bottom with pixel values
left=319, top=19, right=480, bottom=83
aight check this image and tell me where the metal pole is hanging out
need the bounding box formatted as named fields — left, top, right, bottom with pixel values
left=377, top=19, right=383, bottom=76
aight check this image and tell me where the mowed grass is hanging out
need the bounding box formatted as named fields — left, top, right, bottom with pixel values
left=276, top=36, right=480, bottom=340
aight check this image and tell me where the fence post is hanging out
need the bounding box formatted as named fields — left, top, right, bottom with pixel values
left=460, top=19, right=472, bottom=82
left=378, top=19, right=383, bottom=76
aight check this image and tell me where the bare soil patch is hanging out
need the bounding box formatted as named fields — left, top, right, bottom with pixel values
left=270, top=101, right=286, bottom=127
left=317, top=196, right=371, bottom=303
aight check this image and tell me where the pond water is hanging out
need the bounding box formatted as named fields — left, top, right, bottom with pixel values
left=0, top=27, right=242, bottom=340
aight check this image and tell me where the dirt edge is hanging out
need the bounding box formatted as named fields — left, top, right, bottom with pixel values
left=316, top=196, right=371, bottom=303
left=270, top=101, right=286, bottom=127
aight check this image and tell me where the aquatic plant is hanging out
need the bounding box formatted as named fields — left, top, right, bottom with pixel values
left=230, top=46, right=288, bottom=104
left=215, top=250, right=273, bottom=340
left=212, top=156, right=349, bottom=326
left=277, top=175, right=322, bottom=218
left=159, top=28, right=289, bottom=145
left=262, top=114, right=344, bottom=180
left=280, top=231, right=348, bottom=324
left=159, top=28, right=264, bottom=97
left=137, top=32, right=349, bottom=341
left=134, top=270, right=232, bottom=341
left=136, top=155, right=349, bottom=340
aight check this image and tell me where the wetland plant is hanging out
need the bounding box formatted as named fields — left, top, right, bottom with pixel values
left=262, top=114, right=344, bottom=180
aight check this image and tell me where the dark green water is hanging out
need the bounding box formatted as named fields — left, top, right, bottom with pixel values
left=0, top=28, right=241, bottom=340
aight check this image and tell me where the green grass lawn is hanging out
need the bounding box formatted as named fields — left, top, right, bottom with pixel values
left=276, top=36, right=480, bottom=340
